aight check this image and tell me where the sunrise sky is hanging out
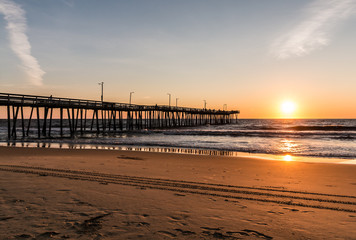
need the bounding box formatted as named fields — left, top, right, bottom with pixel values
left=1, top=0, right=356, bottom=118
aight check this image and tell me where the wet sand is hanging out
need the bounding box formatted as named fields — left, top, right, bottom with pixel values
left=0, top=146, right=356, bottom=239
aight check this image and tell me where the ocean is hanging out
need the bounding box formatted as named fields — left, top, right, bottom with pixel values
left=1, top=119, right=355, bottom=162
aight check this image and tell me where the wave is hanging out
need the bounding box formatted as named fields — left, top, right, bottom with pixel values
left=159, top=130, right=356, bottom=140
left=1, top=126, right=356, bottom=141
left=1, top=119, right=356, bottom=160
left=241, top=125, right=356, bottom=131
left=287, top=125, right=356, bottom=131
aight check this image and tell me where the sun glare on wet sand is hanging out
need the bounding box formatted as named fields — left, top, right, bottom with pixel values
left=283, top=155, right=293, bottom=161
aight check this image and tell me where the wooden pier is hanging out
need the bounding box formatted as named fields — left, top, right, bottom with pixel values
left=0, top=93, right=239, bottom=139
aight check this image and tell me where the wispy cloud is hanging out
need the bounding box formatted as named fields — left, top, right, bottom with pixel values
left=272, top=0, right=356, bottom=59
left=0, top=0, right=45, bottom=85
left=63, top=0, right=75, bottom=8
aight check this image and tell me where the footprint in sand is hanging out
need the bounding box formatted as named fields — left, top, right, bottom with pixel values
left=123, top=221, right=150, bottom=227
left=283, top=207, right=299, bottom=212
left=226, top=230, right=273, bottom=239
left=71, top=198, right=94, bottom=207
left=175, top=228, right=196, bottom=235
left=157, top=231, right=177, bottom=238
left=167, top=214, right=189, bottom=227
left=0, top=216, right=14, bottom=221
left=77, top=212, right=90, bottom=216
left=35, top=231, right=60, bottom=239
left=117, top=155, right=145, bottom=161
left=226, top=231, right=249, bottom=236
left=201, top=230, right=234, bottom=239
left=168, top=212, right=190, bottom=221
left=76, top=213, right=112, bottom=234
left=15, top=234, right=34, bottom=239
left=242, top=229, right=273, bottom=240
left=243, top=219, right=268, bottom=226
left=201, top=227, right=222, bottom=231
left=174, top=193, right=185, bottom=197
left=168, top=216, right=181, bottom=221
left=267, top=210, right=284, bottom=215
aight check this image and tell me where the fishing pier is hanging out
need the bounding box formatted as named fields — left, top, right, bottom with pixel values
left=0, top=93, right=239, bottom=139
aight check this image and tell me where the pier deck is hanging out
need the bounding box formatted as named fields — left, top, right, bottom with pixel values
left=0, top=93, right=239, bottom=139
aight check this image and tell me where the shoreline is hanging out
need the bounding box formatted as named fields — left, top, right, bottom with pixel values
left=1, top=141, right=355, bottom=165
left=1, top=146, right=356, bottom=239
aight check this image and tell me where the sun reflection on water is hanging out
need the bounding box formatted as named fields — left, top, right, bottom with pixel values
left=280, top=139, right=298, bottom=153
left=280, top=139, right=297, bottom=161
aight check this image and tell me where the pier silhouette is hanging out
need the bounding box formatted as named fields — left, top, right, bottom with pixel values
left=0, top=93, right=239, bottom=139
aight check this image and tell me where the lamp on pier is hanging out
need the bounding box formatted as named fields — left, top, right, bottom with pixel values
left=223, top=104, right=227, bottom=111
left=129, top=92, right=134, bottom=105
left=167, top=93, right=171, bottom=107
left=98, top=82, right=104, bottom=102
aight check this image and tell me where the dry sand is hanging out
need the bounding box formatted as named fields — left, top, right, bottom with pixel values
left=0, top=146, right=356, bottom=239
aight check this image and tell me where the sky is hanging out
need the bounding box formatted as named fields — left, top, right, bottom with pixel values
left=1, top=0, right=356, bottom=119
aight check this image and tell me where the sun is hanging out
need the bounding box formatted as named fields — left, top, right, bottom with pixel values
left=281, top=101, right=296, bottom=115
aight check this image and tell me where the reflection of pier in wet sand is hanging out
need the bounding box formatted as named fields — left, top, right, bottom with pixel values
left=0, top=93, right=239, bottom=139
left=4, top=141, right=239, bottom=157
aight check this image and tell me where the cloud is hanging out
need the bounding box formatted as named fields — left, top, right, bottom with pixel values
left=62, top=0, right=74, bottom=8
left=0, top=0, right=45, bottom=85
left=272, top=0, right=356, bottom=59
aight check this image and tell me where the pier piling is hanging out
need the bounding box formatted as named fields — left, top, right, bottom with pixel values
left=0, top=93, right=239, bottom=139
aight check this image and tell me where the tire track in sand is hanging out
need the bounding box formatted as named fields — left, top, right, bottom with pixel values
left=1, top=164, right=356, bottom=213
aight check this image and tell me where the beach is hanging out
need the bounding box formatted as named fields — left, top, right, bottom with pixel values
left=1, top=0, right=356, bottom=238
left=1, top=146, right=356, bottom=239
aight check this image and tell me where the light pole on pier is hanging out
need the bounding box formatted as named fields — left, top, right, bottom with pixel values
left=176, top=98, right=179, bottom=107
left=223, top=104, right=227, bottom=111
left=203, top=100, right=207, bottom=110
left=167, top=93, right=171, bottom=107
left=129, top=92, right=134, bottom=105
left=98, top=82, right=104, bottom=102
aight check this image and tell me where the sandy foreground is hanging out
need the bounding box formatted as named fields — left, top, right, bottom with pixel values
left=0, top=146, right=356, bottom=239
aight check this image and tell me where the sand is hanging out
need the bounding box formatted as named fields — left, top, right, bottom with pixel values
left=0, top=146, right=356, bottom=239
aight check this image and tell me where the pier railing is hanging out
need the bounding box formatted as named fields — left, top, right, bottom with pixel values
left=0, top=93, right=239, bottom=139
